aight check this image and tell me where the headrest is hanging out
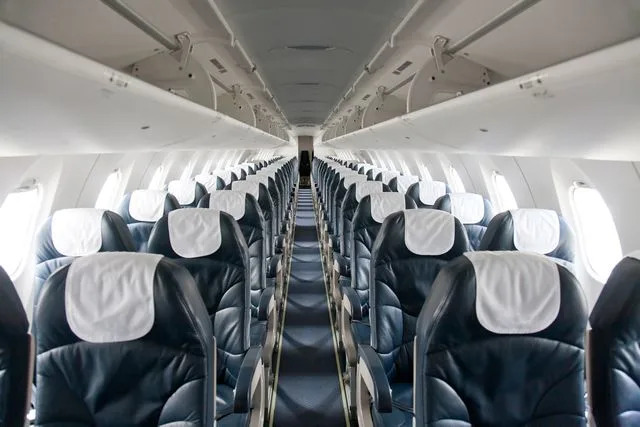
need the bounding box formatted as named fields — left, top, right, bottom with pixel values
left=51, top=209, right=106, bottom=256
left=404, top=209, right=456, bottom=256
left=167, top=180, right=197, bottom=205
left=356, top=181, right=384, bottom=202
left=232, top=181, right=260, bottom=199
left=418, top=181, right=447, bottom=205
left=466, top=251, right=560, bottom=334
left=65, top=252, right=162, bottom=343
left=218, top=170, right=234, bottom=185
left=126, top=190, right=177, bottom=223
left=0, top=267, right=28, bottom=335
left=446, top=193, right=486, bottom=224
left=246, top=174, right=270, bottom=189
left=207, top=191, right=246, bottom=220
left=168, top=209, right=221, bottom=258
left=378, top=171, right=398, bottom=184
left=195, top=173, right=221, bottom=193
left=511, top=209, right=560, bottom=253
left=343, top=174, right=367, bottom=190
left=369, top=192, right=406, bottom=223
left=395, top=175, right=419, bottom=193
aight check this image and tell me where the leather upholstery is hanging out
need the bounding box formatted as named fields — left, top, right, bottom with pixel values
left=406, top=181, right=451, bottom=208
left=168, top=181, right=207, bottom=208
left=117, top=191, right=180, bottom=251
left=590, top=255, right=640, bottom=427
left=414, top=254, right=587, bottom=426
left=35, top=255, right=216, bottom=426
left=433, top=194, right=494, bottom=249
left=0, top=267, right=31, bottom=427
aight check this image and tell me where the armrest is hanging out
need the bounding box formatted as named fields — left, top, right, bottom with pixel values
left=257, top=287, right=275, bottom=321
left=266, top=255, right=282, bottom=279
left=358, top=345, right=393, bottom=413
left=234, top=347, right=263, bottom=413
left=342, top=286, right=362, bottom=321
left=333, top=254, right=350, bottom=278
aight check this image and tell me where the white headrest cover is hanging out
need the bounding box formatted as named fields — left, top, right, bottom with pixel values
left=232, top=181, right=260, bottom=199
left=418, top=181, right=447, bottom=205
left=129, top=190, right=169, bottom=222
left=168, top=180, right=196, bottom=205
left=355, top=181, right=383, bottom=202
left=247, top=174, right=270, bottom=188
left=360, top=164, right=373, bottom=173
left=195, top=174, right=219, bottom=193
left=66, top=252, right=162, bottom=342
left=396, top=176, right=419, bottom=193
left=52, top=209, right=106, bottom=256
left=404, top=209, right=455, bottom=255
left=239, top=164, right=250, bottom=173
left=218, top=170, right=234, bottom=185
left=343, top=174, right=367, bottom=190
left=467, top=251, right=560, bottom=334
left=449, top=193, right=485, bottom=224
left=208, top=191, right=246, bottom=220
left=511, top=209, right=560, bottom=254
left=369, top=192, right=405, bottom=224
left=168, top=209, right=221, bottom=258
left=379, top=171, right=398, bottom=185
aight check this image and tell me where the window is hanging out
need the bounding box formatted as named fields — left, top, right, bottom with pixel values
left=201, top=158, right=214, bottom=175
left=0, top=185, right=41, bottom=278
left=180, top=159, right=195, bottom=181
left=95, top=169, right=122, bottom=210
left=571, top=184, right=622, bottom=282
left=492, top=171, right=518, bottom=211
left=148, top=165, right=166, bottom=190
left=418, top=163, right=432, bottom=181
left=448, top=165, right=466, bottom=193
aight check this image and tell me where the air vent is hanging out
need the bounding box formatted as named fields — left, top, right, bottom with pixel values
left=286, top=45, right=335, bottom=51
left=392, top=60, right=413, bottom=75
left=362, top=94, right=371, bottom=101
left=209, top=58, right=227, bottom=74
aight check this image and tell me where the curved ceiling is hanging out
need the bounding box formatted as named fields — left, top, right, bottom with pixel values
left=213, top=0, right=418, bottom=125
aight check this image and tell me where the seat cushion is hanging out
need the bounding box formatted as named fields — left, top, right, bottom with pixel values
left=373, top=383, right=414, bottom=426
left=216, top=383, right=235, bottom=420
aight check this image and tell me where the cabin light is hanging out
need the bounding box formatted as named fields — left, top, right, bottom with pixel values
left=479, top=128, right=488, bottom=133
left=141, top=125, right=150, bottom=130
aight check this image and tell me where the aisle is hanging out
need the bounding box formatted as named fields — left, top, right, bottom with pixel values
left=270, top=188, right=348, bottom=426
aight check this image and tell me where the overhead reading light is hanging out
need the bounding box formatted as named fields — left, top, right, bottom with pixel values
left=285, top=45, right=336, bottom=51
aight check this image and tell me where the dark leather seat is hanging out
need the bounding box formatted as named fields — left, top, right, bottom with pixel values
left=117, top=190, right=180, bottom=251
left=167, top=179, right=207, bottom=208
left=195, top=173, right=226, bottom=193
left=412, top=251, right=587, bottom=426
left=351, top=209, right=468, bottom=424
left=388, top=175, right=419, bottom=193
left=479, top=208, right=576, bottom=268
left=330, top=174, right=368, bottom=251
left=35, top=252, right=216, bottom=425
left=374, top=170, right=399, bottom=185
left=406, top=180, right=450, bottom=208
left=589, top=253, right=640, bottom=427
left=0, top=267, right=32, bottom=427
left=433, top=192, right=494, bottom=249
left=147, top=208, right=264, bottom=425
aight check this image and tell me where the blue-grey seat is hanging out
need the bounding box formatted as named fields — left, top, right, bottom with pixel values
left=35, top=252, right=216, bottom=425
left=589, top=253, right=640, bottom=427
left=147, top=208, right=263, bottom=425
left=388, top=175, right=419, bottom=193
left=167, top=180, right=207, bottom=208
left=353, top=209, right=469, bottom=426
left=412, top=251, right=587, bottom=426
left=117, top=190, right=180, bottom=251
left=406, top=180, right=450, bottom=208
left=0, top=267, right=31, bottom=427
left=433, top=192, right=494, bottom=249
left=195, top=173, right=226, bottom=193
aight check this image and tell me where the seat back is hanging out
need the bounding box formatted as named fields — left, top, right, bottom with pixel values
left=35, top=252, right=215, bottom=425
left=245, top=176, right=277, bottom=256
left=167, top=180, right=207, bottom=208
left=479, top=208, right=576, bottom=268
left=199, top=189, right=266, bottom=313
left=340, top=181, right=389, bottom=257
left=415, top=251, right=587, bottom=425
left=433, top=193, right=493, bottom=249
left=0, top=267, right=31, bottom=427
left=389, top=175, right=419, bottom=193
left=195, top=173, right=226, bottom=192
left=351, top=192, right=417, bottom=311
left=589, top=253, right=640, bottom=427
left=147, top=209, right=250, bottom=388
left=332, top=174, right=367, bottom=241
left=375, top=170, right=398, bottom=185
left=371, top=209, right=469, bottom=382
left=406, top=180, right=450, bottom=208
left=117, top=190, right=180, bottom=251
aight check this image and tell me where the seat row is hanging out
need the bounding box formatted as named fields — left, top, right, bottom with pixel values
left=0, top=156, right=298, bottom=426
left=310, top=156, right=638, bottom=426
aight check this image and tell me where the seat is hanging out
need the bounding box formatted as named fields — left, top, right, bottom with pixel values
left=589, top=252, right=640, bottom=427
left=350, top=209, right=468, bottom=423
left=375, top=170, right=399, bottom=185
left=167, top=179, right=207, bottom=208
left=195, top=173, right=226, bottom=192
left=433, top=192, right=494, bottom=249
left=389, top=175, right=419, bottom=193
left=0, top=267, right=32, bottom=427
left=406, top=180, right=450, bottom=208
left=330, top=174, right=368, bottom=253
left=117, top=190, right=180, bottom=251
left=34, top=252, right=217, bottom=425
left=408, top=251, right=587, bottom=426
left=147, top=209, right=265, bottom=425
left=479, top=208, right=576, bottom=269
